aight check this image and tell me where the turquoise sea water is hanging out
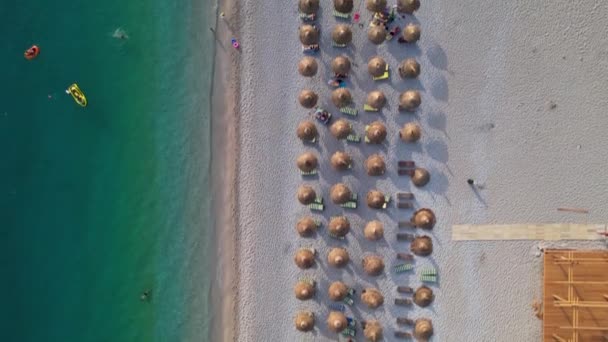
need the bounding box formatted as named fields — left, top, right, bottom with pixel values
left=1, top=1, right=216, bottom=341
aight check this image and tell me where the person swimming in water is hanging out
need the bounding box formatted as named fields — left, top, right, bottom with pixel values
left=140, top=289, right=151, bottom=301
left=112, top=28, right=129, bottom=40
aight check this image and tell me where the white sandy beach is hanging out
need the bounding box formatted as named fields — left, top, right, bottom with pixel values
left=221, top=1, right=608, bottom=341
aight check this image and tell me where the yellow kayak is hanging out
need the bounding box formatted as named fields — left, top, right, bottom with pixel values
left=66, top=83, right=87, bottom=107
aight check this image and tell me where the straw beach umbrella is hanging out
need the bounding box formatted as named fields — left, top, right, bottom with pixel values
left=399, top=90, right=421, bottom=111
left=397, top=0, right=420, bottom=14
left=297, top=121, right=318, bottom=142
left=295, top=311, right=315, bottom=332
left=400, top=122, right=421, bottom=142
left=294, top=248, right=315, bottom=269
left=399, top=58, right=421, bottom=78
left=414, top=318, right=434, bottom=340
left=294, top=280, right=315, bottom=300
left=334, top=0, right=354, bottom=13
left=414, top=286, right=434, bottom=307
left=365, top=121, right=387, bottom=144
left=412, top=168, right=431, bottom=187
left=330, top=151, right=353, bottom=171
left=328, top=216, right=350, bottom=237
left=296, top=216, right=318, bottom=237
left=332, top=24, right=353, bottom=45
left=368, top=25, right=387, bottom=44
left=296, top=152, right=318, bottom=172
left=331, top=56, right=351, bottom=75
left=411, top=235, right=433, bottom=256
left=299, top=0, right=320, bottom=14
left=368, top=56, right=387, bottom=77
left=365, top=154, right=386, bottom=176
left=331, top=88, right=352, bottom=108
left=366, top=90, right=386, bottom=109
left=366, top=0, right=387, bottom=13
left=299, top=25, right=320, bottom=45
left=402, top=23, right=421, bottom=43
left=330, top=119, right=352, bottom=140
left=364, top=220, right=384, bottom=240
left=327, top=311, right=348, bottom=333
left=362, top=255, right=385, bottom=276
left=364, top=320, right=383, bottom=342
left=299, top=89, right=318, bottom=109
left=328, top=247, right=349, bottom=267
left=412, top=208, right=435, bottom=229
left=297, top=185, right=316, bottom=205
left=328, top=281, right=348, bottom=301
left=298, top=57, right=318, bottom=77
left=366, top=190, right=387, bottom=209
left=330, top=183, right=352, bottom=204
left=361, top=288, right=384, bottom=308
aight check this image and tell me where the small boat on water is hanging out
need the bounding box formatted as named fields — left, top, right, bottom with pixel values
left=24, top=45, right=40, bottom=60
left=66, top=83, right=87, bottom=107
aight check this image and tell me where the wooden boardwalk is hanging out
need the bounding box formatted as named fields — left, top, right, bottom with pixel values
left=452, top=223, right=606, bottom=241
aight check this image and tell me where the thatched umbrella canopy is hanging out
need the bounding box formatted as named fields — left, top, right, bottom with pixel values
left=412, top=168, right=431, bottom=187
left=365, top=154, right=386, bottom=176
left=296, top=216, right=318, bottom=237
left=330, top=151, right=353, bottom=171
left=296, top=152, right=318, bottom=172
left=362, top=255, right=385, bottom=276
left=328, top=247, right=349, bottom=267
left=328, top=281, right=348, bottom=301
left=327, top=311, right=348, bottom=333
left=297, top=185, right=316, bottom=205
left=399, top=58, right=421, bottom=78
left=299, top=0, right=320, bottom=14
left=366, top=90, right=386, bottom=109
left=366, top=0, right=387, bottom=13
left=328, top=216, right=350, bottom=237
left=368, top=56, right=387, bottom=77
left=364, top=320, right=383, bottom=342
left=414, top=318, right=434, bottom=340
left=413, top=208, right=435, bottom=229
left=331, top=56, right=351, bottom=75
left=299, top=25, right=320, bottom=45
left=294, top=248, right=315, bottom=269
left=411, top=235, right=433, bottom=256
left=330, top=183, right=352, bottom=204
left=414, top=286, right=434, bottom=307
left=402, top=23, right=421, bottom=43
left=364, top=220, right=384, bottom=240
left=332, top=24, right=353, bottom=45
left=331, top=88, right=352, bottom=108
left=397, top=0, right=420, bottom=14
left=366, top=121, right=387, bottom=144
left=294, top=280, right=315, bottom=300
left=400, top=122, right=421, bottom=142
left=361, top=288, right=384, bottom=308
left=368, top=25, right=387, bottom=44
left=298, top=57, right=318, bottom=77
left=330, top=119, right=352, bottom=140
left=366, top=190, right=387, bottom=209
left=297, top=120, right=318, bottom=142
left=299, top=89, right=318, bottom=109
left=399, top=90, right=421, bottom=112
left=334, top=0, right=354, bottom=13
left=295, top=311, right=315, bottom=332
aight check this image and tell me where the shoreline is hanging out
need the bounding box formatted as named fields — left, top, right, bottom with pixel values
left=209, top=0, right=240, bottom=340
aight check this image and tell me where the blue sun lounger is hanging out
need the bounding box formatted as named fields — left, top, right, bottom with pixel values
left=329, top=302, right=346, bottom=312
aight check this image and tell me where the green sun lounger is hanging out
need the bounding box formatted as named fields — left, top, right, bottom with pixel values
left=340, top=107, right=358, bottom=116
left=314, top=197, right=323, bottom=204
left=332, top=42, right=347, bottom=48
left=420, top=267, right=437, bottom=282
left=343, top=296, right=354, bottom=306
left=298, top=276, right=315, bottom=286
left=346, top=134, right=360, bottom=143
left=341, top=327, right=356, bottom=337
left=394, top=263, right=414, bottom=273
left=300, top=169, right=318, bottom=176
left=308, top=202, right=324, bottom=211
left=373, top=65, right=390, bottom=81
left=340, top=201, right=357, bottom=209
left=421, top=275, right=437, bottom=283
left=333, top=10, right=351, bottom=19
left=364, top=104, right=379, bottom=112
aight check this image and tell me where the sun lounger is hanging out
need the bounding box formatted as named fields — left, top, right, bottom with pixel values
left=298, top=276, right=316, bottom=286
left=395, top=298, right=413, bottom=306
left=396, top=317, right=414, bottom=326
left=363, top=104, right=379, bottom=112
left=299, top=12, right=316, bottom=22
left=397, top=202, right=413, bottom=209
left=395, top=331, right=412, bottom=339
left=332, top=42, right=347, bottom=48
left=397, top=192, right=414, bottom=200
left=300, top=169, right=318, bottom=176
left=341, top=327, right=356, bottom=337
left=314, top=197, right=323, bottom=204
left=421, top=275, right=437, bottom=283
left=333, top=10, right=351, bottom=19
left=329, top=231, right=346, bottom=240
left=397, top=233, right=415, bottom=241
left=397, top=286, right=413, bottom=294
left=329, top=302, right=346, bottom=312
left=420, top=267, right=438, bottom=283
left=302, top=44, right=320, bottom=53
left=394, top=263, right=413, bottom=273
left=343, top=296, right=354, bottom=306
left=397, top=253, right=414, bottom=261
left=398, top=160, right=415, bottom=168
left=346, top=317, right=356, bottom=328
left=346, top=134, right=360, bottom=143
left=372, top=65, right=389, bottom=81
left=398, top=221, right=414, bottom=228
left=382, top=195, right=390, bottom=209
left=340, top=201, right=357, bottom=209
left=340, top=107, right=358, bottom=116
left=308, top=202, right=324, bottom=211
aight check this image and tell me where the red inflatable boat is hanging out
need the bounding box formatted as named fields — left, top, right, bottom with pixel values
left=24, top=45, right=40, bottom=60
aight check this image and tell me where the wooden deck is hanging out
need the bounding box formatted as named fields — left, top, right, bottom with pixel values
left=543, top=250, right=608, bottom=342
left=452, top=223, right=606, bottom=241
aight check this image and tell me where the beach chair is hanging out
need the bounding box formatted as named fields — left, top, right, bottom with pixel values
left=300, top=169, right=318, bottom=176
left=397, top=202, right=413, bottom=209
left=340, top=107, right=358, bottom=116
left=397, top=286, right=413, bottom=294
left=397, top=253, right=414, bottom=261
left=396, top=317, right=414, bottom=326
left=308, top=202, right=324, bottom=211
left=398, top=160, right=415, bottom=168
left=333, top=10, right=351, bottom=19
left=346, top=134, right=360, bottom=143
left=329, top=302, right=346, bottom=312
left=299, top=12, right=316, bottom=22
left=397, top=192, right=414, bottom=200
left=363, top=104, right=379, bottom=112
left=394, top=263, right=413, bottom=273
left=398, top=221, right=414, bottom=228
left=332, top=42, right=348, bottom=48
left=372, top=65, right=389, bottom=81
left=397, top=233, right=415, bottom=241
left=395, top=298, right=413, bottom=306
left=395, top=331, right=412, bottom=339
left=420, top=267, right=438, bottom=283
